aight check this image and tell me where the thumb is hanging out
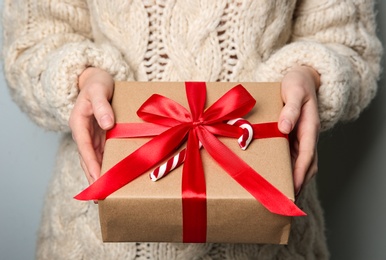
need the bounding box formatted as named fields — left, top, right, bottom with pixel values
left=90, top=91, right=115, bottom=130
left=279, top=66, right=319, bottom=134
left=278, top=98, right=302, bottom=134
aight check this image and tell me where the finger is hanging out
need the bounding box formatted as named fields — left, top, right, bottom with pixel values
left=278, top=83, right=305, bottom=134
left=279, top=101, right=301, bottom=134
left=88, top=85, right=115, bottom=131
left=92, top=97, right=114, bottom=130
left=293, top=145, right=316, bottom=195
left=295, top=151, right=318, bottom=200
left=293, top=101, right=320, bottom=195
left=279, top=67, right=319, bottom=135
left=304, top=149, right=318, bottom=185
left=70, top=100, right=101, bottom=182
left=79, top=152, right=95, bottom=185
left=76, top=124, right=101, bottom=182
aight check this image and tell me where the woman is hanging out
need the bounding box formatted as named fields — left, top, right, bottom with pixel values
left=2, top=0, right=382, bottom=259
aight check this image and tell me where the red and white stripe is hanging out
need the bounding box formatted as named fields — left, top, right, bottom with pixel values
left=150, top=118, right=253, bottom=181
left=226, top=118, right=253, bottom=150
left=150, top=148, right=187, bottom=181
left=150, top=142, right=203, bottom=181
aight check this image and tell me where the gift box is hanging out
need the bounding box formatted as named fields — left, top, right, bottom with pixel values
left=75, top=81, right=305, bottom=244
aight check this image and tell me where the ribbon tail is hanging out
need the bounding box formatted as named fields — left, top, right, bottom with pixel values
left=106, top=123, right=170, bottom=139
left=182, top=129, right=207, bottom=242
left=196, top=126, right=306, bottom=217
left=75, top=124, right=191, bottom=201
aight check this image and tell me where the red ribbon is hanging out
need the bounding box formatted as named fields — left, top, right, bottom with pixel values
left=75, top=82, right=306, bottom=243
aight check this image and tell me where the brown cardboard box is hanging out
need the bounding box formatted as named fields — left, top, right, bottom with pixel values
left=98, top=81, right=294, bottom=244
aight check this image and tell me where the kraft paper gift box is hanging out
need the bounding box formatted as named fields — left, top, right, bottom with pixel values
left=75, top=81, right=305, bottom=244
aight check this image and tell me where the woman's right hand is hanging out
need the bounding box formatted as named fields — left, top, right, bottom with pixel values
left=69, top=67, right=115, bottom=185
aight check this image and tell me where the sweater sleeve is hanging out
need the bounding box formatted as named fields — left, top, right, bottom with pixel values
left=256, top=0, right=383, bottom=131
left=2, top=0, right=133, bottom=132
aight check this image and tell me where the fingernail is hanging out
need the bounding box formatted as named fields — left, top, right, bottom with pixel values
left=100, top=114, right=113, bottom=129
left=280, top=119, right=292, bottom=134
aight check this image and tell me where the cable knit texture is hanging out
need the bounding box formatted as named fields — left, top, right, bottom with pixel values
left=2, top=0, right=382, bottom=259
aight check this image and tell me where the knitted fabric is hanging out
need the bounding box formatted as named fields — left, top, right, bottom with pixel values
left=2, top=0, right=382, bottom=259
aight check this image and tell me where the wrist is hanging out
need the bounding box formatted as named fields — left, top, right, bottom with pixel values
left=78, top=67, right=114, bottom=91
left=299, top=65, right=321, bottom=91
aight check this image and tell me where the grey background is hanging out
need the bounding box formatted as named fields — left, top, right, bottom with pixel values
left=0, top=1, right=385, bottom=259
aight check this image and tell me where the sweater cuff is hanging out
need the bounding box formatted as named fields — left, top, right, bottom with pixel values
left=256, top=41, right=354, bottom=131
left=41, top=41, right=133, bottom=132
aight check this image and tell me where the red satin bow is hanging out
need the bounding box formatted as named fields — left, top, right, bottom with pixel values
left=75, top=82, right=306, bottom=242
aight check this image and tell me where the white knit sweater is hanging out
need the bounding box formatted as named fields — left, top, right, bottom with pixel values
left=2, top=0, right=382, bottom=259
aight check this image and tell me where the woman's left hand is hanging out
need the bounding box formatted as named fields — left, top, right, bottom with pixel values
left=278, top=66, right=321, bottom=196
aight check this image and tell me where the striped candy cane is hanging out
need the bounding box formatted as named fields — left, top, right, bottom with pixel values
left=150, top=142, right=202, bottom=181
left=150, top=118, right=253, bottom=181
left=226, top=118, right=254, bottom=150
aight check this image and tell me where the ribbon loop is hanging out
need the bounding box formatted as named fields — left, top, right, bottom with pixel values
left=137, top=94, right=192, bottom=126
left=185, top=82, right=206, bottom=121
left=202, top=84, right=256, bottom=124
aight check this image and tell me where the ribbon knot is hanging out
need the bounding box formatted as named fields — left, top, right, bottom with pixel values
left=75, top=82, right=305, bottom=243
left=192, top=120, right=205, bottom=126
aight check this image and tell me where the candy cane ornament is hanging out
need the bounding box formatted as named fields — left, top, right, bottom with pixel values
left=150, top=142, right=202, bottom=181
left=150, top=118, right=253, bottom=181
left=226, top=118, right=254, bottom=150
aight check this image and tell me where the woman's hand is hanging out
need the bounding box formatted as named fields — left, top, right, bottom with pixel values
left=278, top=66, right=321, bottom=196
left=69, top=67, right=114, bottom=185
